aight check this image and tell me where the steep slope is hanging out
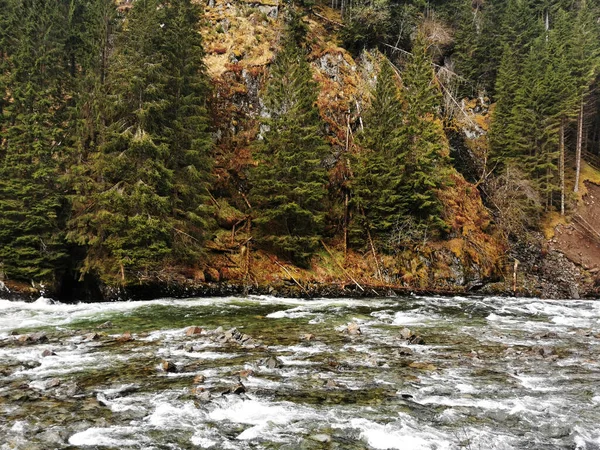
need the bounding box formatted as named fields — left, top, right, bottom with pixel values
left=196, top=0, right=507, bottom=296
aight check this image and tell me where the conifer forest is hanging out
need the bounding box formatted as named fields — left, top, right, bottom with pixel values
left=1, top=0, right=600, bottom=300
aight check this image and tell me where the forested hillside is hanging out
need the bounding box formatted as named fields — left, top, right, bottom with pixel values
left=1, top=0, right=599, bottom=300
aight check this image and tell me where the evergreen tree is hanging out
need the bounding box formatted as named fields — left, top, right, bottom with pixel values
left=353, top=58, right=407, bottom=247
left=69, top=0, right=213, bottom=282
left=0, top=0, right=71, bottom=283
left=250, top=15, right=329, bottom=267
left=161, top=0, right=213, bottom=262
left=401, top=35, right=449, bottom=231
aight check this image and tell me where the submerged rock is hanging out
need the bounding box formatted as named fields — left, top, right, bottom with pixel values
left=409, top=362, right=436, bottom=371
left=309, top=434, right=332, bottom=443
left=41, top=349, right=56, bottom=357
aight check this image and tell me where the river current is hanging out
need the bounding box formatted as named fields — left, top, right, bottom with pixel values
left=0, top=295, right=599, bottom=449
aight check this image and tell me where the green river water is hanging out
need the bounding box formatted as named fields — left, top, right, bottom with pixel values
left=0, top=295, right=599, bottom=449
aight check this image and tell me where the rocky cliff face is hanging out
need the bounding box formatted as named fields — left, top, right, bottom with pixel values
left=196, top=0, right=510, bottom=297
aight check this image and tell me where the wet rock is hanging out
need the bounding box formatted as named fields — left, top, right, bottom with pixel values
left=399, top=328, right=413, bottom=340
left=408, top=335, right=425, bottom=345
left=347, top=322, right=362, bottom=335
left=41, top=349, right=56, bottom=357
left=185, top=326, right=203, bottom=336
left=396, top=347, right=413, bottom=356
left=22, top=360, right=42, bottom=369
left=46, top=378, right=62, bottom=389
left=409, top=362, right=437, bottom=371
left=238, top=369, right=254, bottom=378
left=232, top=381, right=246, bottom=395
left=400, top=393, right=414, bottom=399
left=310, top=434, right=332, bottom=443
left=17, top=332, right=48, bottom=345
left=84, top=332, right=101, bottom=341
left=193, top=374, right=206, bottom=384
left=116, top=331, right=133, bottom=343
left=97, top=321, right=113, bottom=329
left=261, top=355, right=283, bottom=369
left=161, top=360, right=177, bottom=373
left=36, top=428, right=67, bottom=445
left=324, top=379, right=337, bottom=389
left=196, top=390, right=211, bottom=403
left=533, top=345, right=556, bottom=358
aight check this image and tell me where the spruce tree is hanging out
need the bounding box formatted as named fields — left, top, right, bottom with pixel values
left=250, top=14, right=329, bottom=267
left=353, top=58, right=407, bottom=247
left=0, top=0, right=71, bottom=283
left=161, top=0, right=213, bottom=262
left=400, top=34, right=449, bottom=231
left=70, top=0, right=213, bottom=282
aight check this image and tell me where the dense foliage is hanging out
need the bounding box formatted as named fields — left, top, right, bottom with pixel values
left=0, top=0, right=599, bottom=291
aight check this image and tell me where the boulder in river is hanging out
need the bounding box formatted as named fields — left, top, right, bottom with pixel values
left=116, top=332, right=133, bottom=343
left=185, top=326, right=203, bottom=336
left=408, top=335, right=425, bottom=345
left=161, top=360, right=178, bottom=373
left=347, top=322, right=362, bottom=335
left=84, top=332, right=101, bottom=341
left=41, top=349, right=56, bottom=357
left=399, top=328, right=413, bottom=340
left=97, top=321, right=113, bottom=329
left=260, top=356, right=283, bottom=369
left=193, top=374, right=206, bottom=384
left=18, top=332, right=48, bottom=345
left=232, top=381, right=246, bottom=395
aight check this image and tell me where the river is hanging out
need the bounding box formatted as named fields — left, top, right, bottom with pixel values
left=0, top=295, right=599, bottom=449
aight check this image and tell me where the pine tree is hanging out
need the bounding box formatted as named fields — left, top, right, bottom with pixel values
left=353, top=58, right=407, bottom=247
left=0, top=0, right=71, bottom=283
left=250, top=14, right=329, bottom=267
left=400, top=34, right=449, bottom=231
left=161, top=0, right=213, bottom=262
left=69, top=0, right=213, bottom=282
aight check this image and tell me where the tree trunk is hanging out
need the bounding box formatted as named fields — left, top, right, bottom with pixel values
left=574, top=97, right=584, bottom=193
left=560, top=117, right=565, bottom=216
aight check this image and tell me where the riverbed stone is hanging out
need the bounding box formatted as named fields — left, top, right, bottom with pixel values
left=41, top=349, right=56, bottom=357
left=97, top=321, right=113, bottom=329
left=261, top=356, right=283, bottom=369
left=185, top=326, right=203, bottom=336
left=193, top=374, right=206, bottom=384
left=116, top=331, right=133, bottom=342
left=347, top=322, right=361, bottom=335
left=408, top=335, right=425, bottom=345
left=399, top=328, right=412, bottom=340
left=161, top=360, right=177, bottom=373
left=309, top=434, right=332, bottom=443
